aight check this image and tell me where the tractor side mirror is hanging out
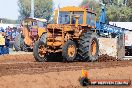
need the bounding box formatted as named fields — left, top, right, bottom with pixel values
left=74, top=15, right=80, bottom=27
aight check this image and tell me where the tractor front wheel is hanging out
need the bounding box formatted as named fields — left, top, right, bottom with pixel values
left=14, top=34, right=23, bottom=51
left=62, top=40, right=77, bottom=62
left=33, top=41, right=47, bottom=62
left=21, top=41, right=29, bottom=52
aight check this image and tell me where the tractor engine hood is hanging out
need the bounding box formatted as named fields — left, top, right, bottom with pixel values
left=47, top=24, right=64, bottom=29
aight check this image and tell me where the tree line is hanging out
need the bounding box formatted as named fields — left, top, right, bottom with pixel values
left=80, top=0, right=132, bottom=22
left=17, top=0, right=132, bottom=23
left=18, top=0, right=53, bottom=22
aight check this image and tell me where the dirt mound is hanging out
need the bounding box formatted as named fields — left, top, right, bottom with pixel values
left=98, top=54, right=121, bottom=62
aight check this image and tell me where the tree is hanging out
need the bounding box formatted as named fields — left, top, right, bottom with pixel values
left=18, top=0, right=53, bottom=21
left=80, top=0, right=100, bottom=11
left=104, top=0, right=132, bottom=22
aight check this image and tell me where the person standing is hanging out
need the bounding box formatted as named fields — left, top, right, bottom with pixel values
left=0, top=28, right=5, bottom=55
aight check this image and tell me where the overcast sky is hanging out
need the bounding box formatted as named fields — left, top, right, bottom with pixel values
left=0, top=0, right=83, bottom=20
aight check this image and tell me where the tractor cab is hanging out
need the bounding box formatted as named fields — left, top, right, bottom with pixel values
left=22, top=17, right=47, bottom=38
left=58, top=12, right=83, bottom=27
left=14, top=17, right=47, bottom=52
left=54, top=6, right=96, bottom=28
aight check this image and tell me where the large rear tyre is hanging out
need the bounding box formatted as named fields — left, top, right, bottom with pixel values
left=14, top=34, right=23, bottom=51
left=62, top=40, right=77, bottom=62
left=33, top=41, right=47, bottom=62
left=78, top=32, right=99, bottom=61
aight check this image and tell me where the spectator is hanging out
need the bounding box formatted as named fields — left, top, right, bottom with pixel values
left=0, top=28, right=5, bottom=55
left=6, top=26, right=12, bottom=36
left=2, top=36, right=10, bottom=54
left=0, top=28, right=10, bottom=55
left=12, top=30, right=19, bottom=41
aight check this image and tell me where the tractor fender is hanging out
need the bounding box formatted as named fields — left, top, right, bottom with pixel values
left=39, top=32, right=47, bottom=43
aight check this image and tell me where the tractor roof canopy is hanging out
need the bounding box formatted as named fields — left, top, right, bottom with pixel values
left=54, top=6, right=96, bottom=27
left=22, top=18, right=47, bottom=27
left=24, top=17, right=47, bottom=22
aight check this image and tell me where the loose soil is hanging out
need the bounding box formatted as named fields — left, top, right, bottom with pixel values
left=0, top=54, right=132, bottom=88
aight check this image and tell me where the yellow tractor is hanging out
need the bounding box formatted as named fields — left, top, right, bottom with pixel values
left=33, top=6, right=99, bottom=62
left=14, top=17, right=47, bottom=51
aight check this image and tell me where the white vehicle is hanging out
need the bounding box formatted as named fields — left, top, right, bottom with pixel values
left=124, top=30, right=132, bottom=56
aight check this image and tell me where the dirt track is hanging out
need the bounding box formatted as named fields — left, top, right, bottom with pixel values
left=0, top=54, right=131, bottom=76
left=1, top=66, right=132, bottom=88
left=0, top=54, right=132, bottom=88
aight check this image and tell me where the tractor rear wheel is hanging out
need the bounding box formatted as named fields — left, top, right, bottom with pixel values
left=21, top=41, right=29, bottom=52
left=78, top=32, right=99, bottom=61
left=62, top=40, right=77, bottom=62
left=33, top=40, right=47, bottom=62
left=14, top=34, right=23, bottom=51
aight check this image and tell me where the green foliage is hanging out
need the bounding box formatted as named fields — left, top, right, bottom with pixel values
left=106, top=0, right=132, bottom=22
left=80, top=0, right=100, bottom=11
left=18, top=0, right=53, bottom=21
